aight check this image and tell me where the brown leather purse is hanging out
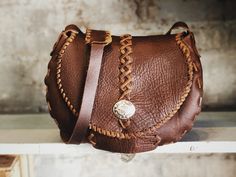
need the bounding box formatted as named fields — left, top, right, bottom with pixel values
left=45, top=22, right=203, bottom=153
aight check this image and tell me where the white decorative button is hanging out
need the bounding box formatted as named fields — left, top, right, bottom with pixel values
left=113, top=100, right=135, bottom=120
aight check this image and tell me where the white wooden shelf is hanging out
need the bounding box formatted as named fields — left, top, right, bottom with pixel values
left=0, top=112, right=235, bottom=154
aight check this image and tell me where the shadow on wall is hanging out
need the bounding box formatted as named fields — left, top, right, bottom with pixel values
left=0, top=0, right=235, bottom=113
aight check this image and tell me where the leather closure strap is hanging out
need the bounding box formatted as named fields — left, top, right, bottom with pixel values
left=68, top=30, right=112, bottom=144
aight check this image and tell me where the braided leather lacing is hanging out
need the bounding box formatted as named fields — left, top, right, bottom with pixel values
left=119, top=34, right=133, bottom=100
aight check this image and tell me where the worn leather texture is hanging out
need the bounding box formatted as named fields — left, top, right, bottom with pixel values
left=44, top=22, right=203, bottom=153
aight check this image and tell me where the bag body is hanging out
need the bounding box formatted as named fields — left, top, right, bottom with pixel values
left=45, top=22, right=203, bottom=153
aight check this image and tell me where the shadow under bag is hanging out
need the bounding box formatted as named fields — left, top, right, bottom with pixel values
left=44, top=22, right=203, bottom=153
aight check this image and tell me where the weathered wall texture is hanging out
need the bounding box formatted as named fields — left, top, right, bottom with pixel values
left=33, top=153, right=236, bottom=177
left=0, top=0, right=236, bottom=113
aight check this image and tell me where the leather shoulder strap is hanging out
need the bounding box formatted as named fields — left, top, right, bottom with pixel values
left=68, top=29, right=112, bottom=144
left=166, top=21, right=190, bottom=35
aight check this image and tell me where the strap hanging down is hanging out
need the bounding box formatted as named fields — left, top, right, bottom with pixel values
left=68, top=29, right=112, bottom=144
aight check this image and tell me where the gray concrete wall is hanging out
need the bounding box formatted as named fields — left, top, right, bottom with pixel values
left=0, top=0, right=235, bottom=113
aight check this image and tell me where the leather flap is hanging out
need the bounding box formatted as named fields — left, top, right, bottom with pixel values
left=57, top=27, right=193, bottom=139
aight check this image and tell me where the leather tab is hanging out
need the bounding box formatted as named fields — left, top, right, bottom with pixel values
left=68, top=30, right=112, bottom=144
left=85, top=29, right=112, bottom=45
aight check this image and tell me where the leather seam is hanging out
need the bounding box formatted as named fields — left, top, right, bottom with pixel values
left=117, top=34, right=133, bottom=129
left=56, top=31, right=79, bottom=117
left=119, top=34, right=133, bottom=100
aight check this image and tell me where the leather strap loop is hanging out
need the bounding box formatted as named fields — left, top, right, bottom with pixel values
left=166, top=21, right=190, bottom=35
left=68, top=30, right=112, bottom=144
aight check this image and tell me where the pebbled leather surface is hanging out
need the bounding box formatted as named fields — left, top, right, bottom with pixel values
left=45, top=24, right=203, bottom=152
